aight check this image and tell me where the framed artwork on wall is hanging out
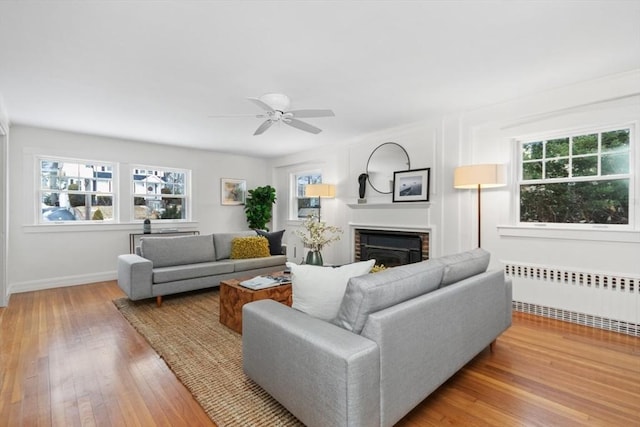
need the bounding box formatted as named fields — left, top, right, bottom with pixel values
left=392, top=168, right=430, bottom=202
left=221, top=178, right=246, bottom=205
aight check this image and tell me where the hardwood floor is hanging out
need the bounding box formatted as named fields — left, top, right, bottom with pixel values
left=1, top=281, right=638, bottom=426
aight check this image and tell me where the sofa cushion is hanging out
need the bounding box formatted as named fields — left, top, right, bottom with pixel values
left=213, top=231, right=257, bottom=260
left=140, top=234, right=215, bottom=268
left=230, top=236, right=271, bottom=259
left=287, top=260, right=376, bottom=321
left=255, top=229, right=285, bottom=255
left=152, top=261, right=235, bottom=284
left=439, top=248, right=490, bottom=287
left=232, top=255, right=287, bottom=272
left=333, top=260, right=444, bottom=334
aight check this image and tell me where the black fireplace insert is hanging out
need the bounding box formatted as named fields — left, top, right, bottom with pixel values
left=357, top=229, right=423, bottom=267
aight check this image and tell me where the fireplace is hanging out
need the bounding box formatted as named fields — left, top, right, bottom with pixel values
left=355, top=229, right=429, bottom=267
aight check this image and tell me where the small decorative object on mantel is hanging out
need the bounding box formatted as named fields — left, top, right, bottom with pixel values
left=295, top=214, right=343, bottom=266
left=393, top=168, right=430, bottom=203
left=143, top=219, right=151, bottom=234
left=358, top=173, right=368, bottom=204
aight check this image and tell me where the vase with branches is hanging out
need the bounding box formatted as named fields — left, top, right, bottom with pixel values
left=295, top=215, right=343, bottom=265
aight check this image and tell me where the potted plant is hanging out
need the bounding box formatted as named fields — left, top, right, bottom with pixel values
left=244, top=185, right=277, bottom=231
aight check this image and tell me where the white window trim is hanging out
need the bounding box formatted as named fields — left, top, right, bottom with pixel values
left=36, top=155, right=118, bottom=225
left=130, top=164, right=192, bottom=223
left=510, top=121, right=640, bottom=237
left=289, top=169, right=322, bottom=221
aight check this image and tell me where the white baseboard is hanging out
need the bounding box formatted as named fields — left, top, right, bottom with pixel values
left=8, top=270, right=117, bottom=295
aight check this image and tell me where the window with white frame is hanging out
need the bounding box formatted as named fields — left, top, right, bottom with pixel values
left=291, top=170, right=322, bottom=219
left=132, top=166, right=189, bottom=220
left=518, top=125, right=632, bottom=226
left=39, top=158, right=115, bottom=222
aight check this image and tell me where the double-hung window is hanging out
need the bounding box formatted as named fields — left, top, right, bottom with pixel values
left=518, top=126, right=632, bottom=226
left=292, top=171, right=322, bottom=219
left=132, top=166, right=189, bottom=220
left=39, top=158, right=115, bottom=222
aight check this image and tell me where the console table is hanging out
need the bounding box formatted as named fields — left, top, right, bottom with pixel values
left=129, top=230, right=199, bottom=253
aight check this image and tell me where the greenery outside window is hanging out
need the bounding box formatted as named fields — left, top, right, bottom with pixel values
left=132, top=166, right=189, bottom=220
left=519, top=126, right=632, bottom=226
left=39, top=158, right=115, bottom=222
left=292, top=171, right=322, bottom=219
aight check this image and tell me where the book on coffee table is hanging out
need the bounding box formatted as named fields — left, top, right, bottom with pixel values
left=239, top=275, right=291, bottom=290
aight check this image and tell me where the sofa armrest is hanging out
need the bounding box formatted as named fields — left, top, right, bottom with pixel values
left=242, top=299, right=380, bottom=427
left=117, top=254, right=153, bottom=300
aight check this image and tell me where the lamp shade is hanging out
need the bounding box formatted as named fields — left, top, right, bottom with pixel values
left=305, top=183, right=336, bottom=198
left=453, top=164, right=506, bottom=189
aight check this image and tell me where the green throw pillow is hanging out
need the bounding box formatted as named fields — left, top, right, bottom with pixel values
left=230, top=236, right=271, bottom=259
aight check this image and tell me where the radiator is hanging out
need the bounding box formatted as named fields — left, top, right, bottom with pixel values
left=504, top=262, right=640, bottom=337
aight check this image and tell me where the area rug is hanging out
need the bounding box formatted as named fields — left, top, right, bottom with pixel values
left=113, top=289, right=303, bottom=427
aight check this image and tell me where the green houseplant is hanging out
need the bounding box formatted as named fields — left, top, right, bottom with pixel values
left=244, top=185, right=276, bottom=231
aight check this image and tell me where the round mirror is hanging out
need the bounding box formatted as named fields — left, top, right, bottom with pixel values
left=366, top=142, right=410, bottom=194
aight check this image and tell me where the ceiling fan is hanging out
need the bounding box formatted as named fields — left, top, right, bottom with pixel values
left=211, top=93, right=335, bottom=135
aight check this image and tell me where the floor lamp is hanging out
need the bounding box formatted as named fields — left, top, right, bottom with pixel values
left=453, top=164, right=505, bottom=248
left=304, top=183, right=336, bottom=221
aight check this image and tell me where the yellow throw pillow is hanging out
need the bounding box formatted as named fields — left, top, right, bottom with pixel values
left=230, top=236, right=271, bottom=259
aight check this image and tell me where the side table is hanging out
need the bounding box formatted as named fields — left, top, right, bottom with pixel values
left=219, top=276, right=292, bottom=334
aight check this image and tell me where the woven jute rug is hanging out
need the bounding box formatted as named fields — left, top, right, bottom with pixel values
left=113, top=289, right=303, bottom=427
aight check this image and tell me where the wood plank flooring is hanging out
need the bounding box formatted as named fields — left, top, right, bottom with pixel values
left=1, top=281, right=639, bottom=426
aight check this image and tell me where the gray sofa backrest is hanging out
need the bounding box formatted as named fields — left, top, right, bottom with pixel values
left=332, top=259, right=445, bottom=334
left=140, top=234, right=216, bottom=268
left=439, top=248, right=490, bottom=287
left=212, top=231, right=257, bottom=260
left=332, top=248, right=491, bottom=334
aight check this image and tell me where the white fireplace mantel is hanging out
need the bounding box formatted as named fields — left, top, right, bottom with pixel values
left=346, top=201, right=430, bottom=209
left=348, top=223, right=432, bottom=234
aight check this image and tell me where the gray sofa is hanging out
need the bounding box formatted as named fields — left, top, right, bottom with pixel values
left=117, top=231, right=287, bottom=305
left=242, top=248, right=512, bottom=427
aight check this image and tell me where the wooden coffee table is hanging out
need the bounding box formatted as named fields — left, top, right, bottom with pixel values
left=219, top=274, right=292, bottom=334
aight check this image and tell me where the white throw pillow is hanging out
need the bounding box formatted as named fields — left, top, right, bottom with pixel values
left=287, top=260, right=376, bottom=321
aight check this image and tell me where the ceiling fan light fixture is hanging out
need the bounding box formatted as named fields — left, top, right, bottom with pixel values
left=259, top=93, right=290, bottom=111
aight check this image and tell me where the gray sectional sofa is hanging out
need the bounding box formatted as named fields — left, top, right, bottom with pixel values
left=242, top=248, right=512, bottom=427
left=117, top=231, right=287, bottom=305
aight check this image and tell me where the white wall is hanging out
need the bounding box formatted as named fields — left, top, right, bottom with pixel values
left=7, top=69, right=639, bottom=325
left=454, top=70, right=640, bottom=274
left=8, top=125, right=268, bottom=294
left=269, top=118, right=449, bottom=266
left=270, top=70, right=639, bottom=325
left=446, top=70, right=640, bottom=324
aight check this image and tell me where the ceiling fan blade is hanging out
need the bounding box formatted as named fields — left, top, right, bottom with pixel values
left=253, top=120, right=274, bottom=135
left=247, top=97, right=275, bottom=112
left=289, top=109, right=335, bottom=118
left=285, top=118, right=322, bottom=134
left=208, top=114, right=262, bottom=118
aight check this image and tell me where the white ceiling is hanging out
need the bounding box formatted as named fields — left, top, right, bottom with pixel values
left=1, top=1, right=639, bottom=158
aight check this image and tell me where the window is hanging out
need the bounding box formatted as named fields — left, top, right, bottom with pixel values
left=518, top=126, right=632, bottom=225
left=292, top=171, right=322, bottom=219
left=132, top=166, right=189, bottom=220
left=39, top=158, right=115, bottom=222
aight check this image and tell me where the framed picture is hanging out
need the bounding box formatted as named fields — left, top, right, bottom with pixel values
left=393, top=168, right=430, bottom=202
left=221, top=178, right=246, bottom=205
